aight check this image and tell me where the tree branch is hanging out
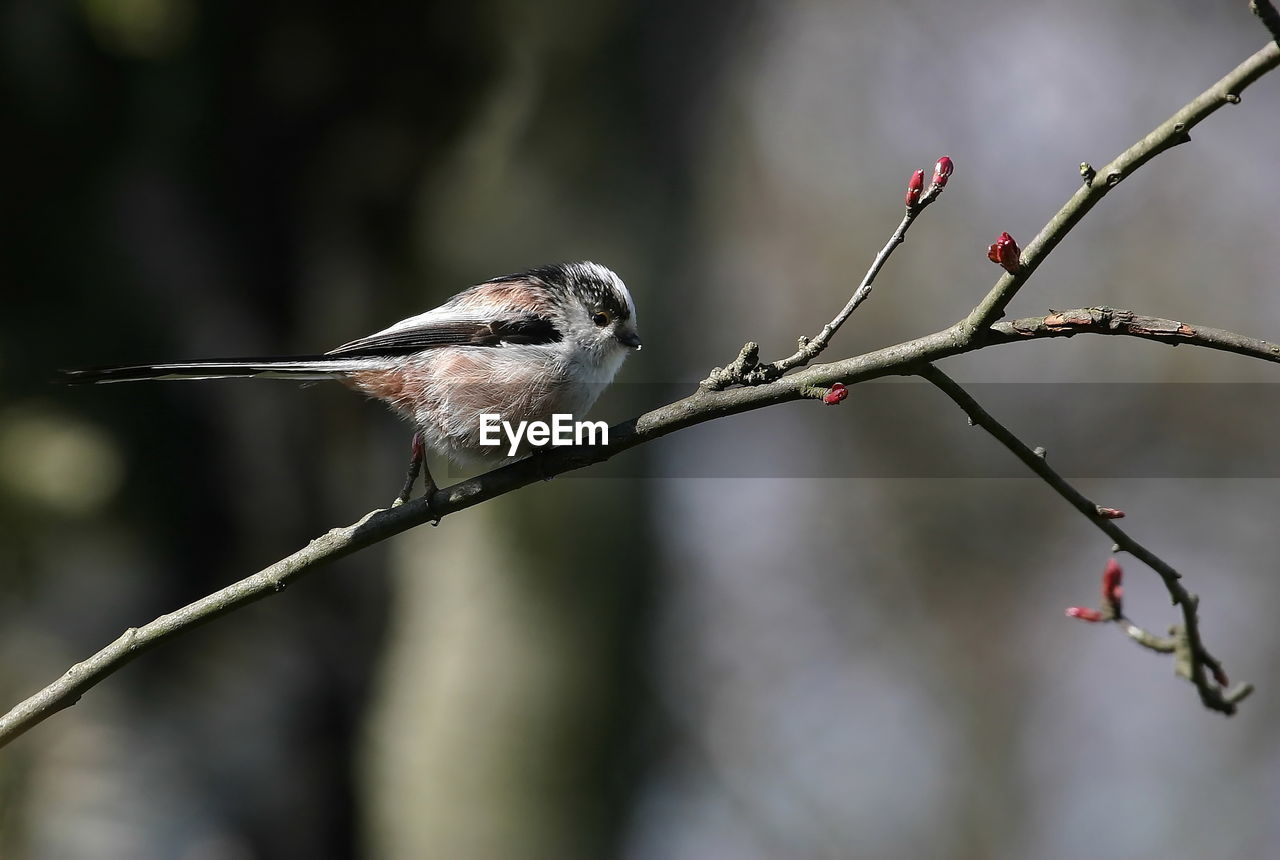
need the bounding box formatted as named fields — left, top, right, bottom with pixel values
left=987, top=306, right=1280, bottom=365
left=916, top=363, right=1254, bottom=714
left=701, top=159, right=952, bottom=390
left=5, top=29, right=1278, bottom=748
left=5, top=301, right=1275, bottom=746
left=0, top=329, right=945, bottom=747
left=962, top=40, right=1280, bottom=337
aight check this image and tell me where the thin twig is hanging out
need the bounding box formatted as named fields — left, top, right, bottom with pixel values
left=916, top=363, right=1254, bottom=714
left=961, top=40, right=1280, bottom=337
left=703, top=37, right=1280, bottom=390
left=1121, top=621, right=1177, bottom=654
left=701, top=169, right=949, bottom=391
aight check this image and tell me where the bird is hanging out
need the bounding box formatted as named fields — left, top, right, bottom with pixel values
left=63, top=261, right=642, bottom=508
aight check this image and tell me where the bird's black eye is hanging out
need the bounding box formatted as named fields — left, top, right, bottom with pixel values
left=592, top=310, right=612, bottom=327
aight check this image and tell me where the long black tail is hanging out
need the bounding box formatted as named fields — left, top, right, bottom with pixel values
left=60, top=356, right=378, bottom=384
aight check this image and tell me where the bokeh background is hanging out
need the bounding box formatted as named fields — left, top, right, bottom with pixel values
left=3, top=1, right=1280, bottom=858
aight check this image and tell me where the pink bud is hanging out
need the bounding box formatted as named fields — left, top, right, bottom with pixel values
left=1101, top=559, right=1123, bottom=608
left=1211, top=664, right=1230, bottom=687
left=823, top=383, right=849, bottom=405
left=931, top=156, right=954, bottom=188
left=1096, top=506, right=1125, bottom=519
left=1065, top=607, right=1105, bottom=622
left=987, top=231, right=1022, bottom=274
left=905, top=169, right=925, bottom=208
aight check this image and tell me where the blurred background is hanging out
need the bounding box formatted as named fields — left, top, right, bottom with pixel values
left=3, top=1, right=1279, bottom=858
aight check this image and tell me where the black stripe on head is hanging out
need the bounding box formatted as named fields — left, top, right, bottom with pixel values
left=497, top=262, right=632, bottom=323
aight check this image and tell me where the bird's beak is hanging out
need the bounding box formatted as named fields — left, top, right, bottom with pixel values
left=617, top=330, right=642, bottom=350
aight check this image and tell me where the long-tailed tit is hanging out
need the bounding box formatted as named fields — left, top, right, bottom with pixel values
left=64, top=261, right=642, bottom=506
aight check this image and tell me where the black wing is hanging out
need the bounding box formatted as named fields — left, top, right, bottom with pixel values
left=325, top=316, right=561, bottom=358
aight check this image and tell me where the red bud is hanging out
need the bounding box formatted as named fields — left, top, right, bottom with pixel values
left=1065, top=607, right=1105, bottom=622
left=823, top=383, right=849, bottom=405
left=905, top=169, right=925, bottom=208
left=1211, top=664, right=1230, bottom=687
left=1096, top=506, right=1125, bottom=519
left=987, top=231, right=1022, bottom=274
left=1101, top=559, right=1123, bottom=609
left=931, top=156, right=953, bottom=188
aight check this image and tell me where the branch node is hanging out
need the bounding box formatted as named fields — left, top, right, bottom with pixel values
left=700, top=342, right=761, bottom=390
left=1224, top=92, right=1242, bottom=104
left=1079, top=162, right=1096, bottom=185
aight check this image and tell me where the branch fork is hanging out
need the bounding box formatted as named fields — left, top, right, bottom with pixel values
left=4, top=9, right=1280, bottom=748
left=701, top=156, right=955, bottom=391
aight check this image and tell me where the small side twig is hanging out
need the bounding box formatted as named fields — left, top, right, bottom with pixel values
left=1067, top=558, right=1248, bottom=704
left=701, top=158, right=954, bottom=391
left=917, top=363, right=1253, bottom=714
